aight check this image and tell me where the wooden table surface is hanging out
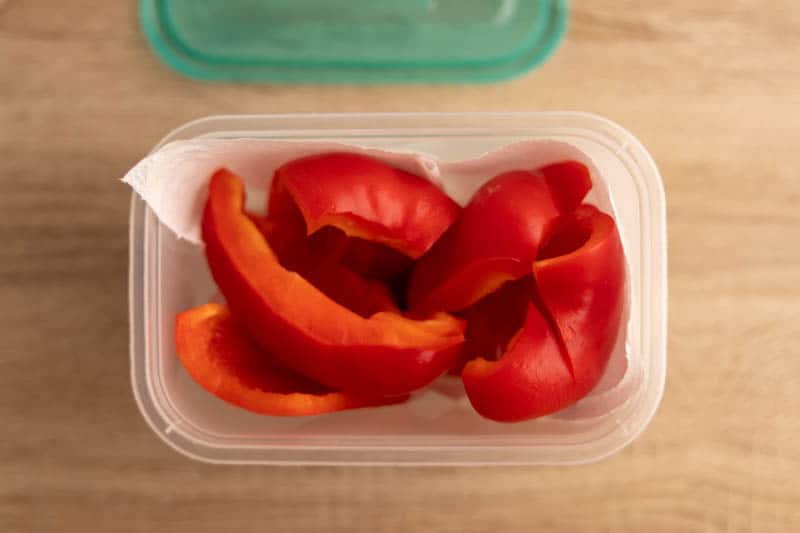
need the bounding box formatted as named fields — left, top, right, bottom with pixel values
left=3, top=1, right=800, bottom=531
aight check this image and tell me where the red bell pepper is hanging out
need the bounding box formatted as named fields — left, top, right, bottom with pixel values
left=269, top=152, right=460, bottom=260
left=175, top=303, right=407, bottom=416
left=461, top=205, right=625, bottom=421
left=532, top=205, right=626, bottom=398
left=408, top=162, right=592, bottom=315
left=252, top=216, right=399, bottom=318
left=450, top=276, right=532, bottom=375
left=461, top=301, right=569, bottom=422
left=202, top=169, right=465, bottom=397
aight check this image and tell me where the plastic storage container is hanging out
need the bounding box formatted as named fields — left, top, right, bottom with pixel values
left=129, top=112, right=667, bottom=465
left=140, top=0, right=568, bottom=83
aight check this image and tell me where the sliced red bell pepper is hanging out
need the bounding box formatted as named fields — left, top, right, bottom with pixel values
left=450, top=277, right=532, bottom=375
left=532, top=205, right=626, bottom=396
left=270, top=152, right=460, bottom=259
left=251, top=216, right=399, bottom=318
left=202, top=169, right=465, bottom=397
left=175, top=303, right=406, bottom=416
left=461, top=301, right=570, bottom=422
left=461, top=204, right=625, bottom=422
left=408, top=162, right=592, bottom=315
left=285, top=224, right=413, bottom=282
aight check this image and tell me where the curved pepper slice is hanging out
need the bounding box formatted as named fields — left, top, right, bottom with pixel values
left=462, top=302, right=569, bottom=422
left=283, top=223, right=414, bottom=282
left=408, top=162, right=592, bottom=314
left=270, top=152, right=460, bottom=259
left=461, top=205, right=625, bottom=422
left=252, top=217, right=399, bottom=318
left=533, top=205, right=626, bottom=395
left=202, top=169, right=465, bottom=397
left=175, top=303, right=406, bottom=416
left=450, top=276, right=531, bottom=375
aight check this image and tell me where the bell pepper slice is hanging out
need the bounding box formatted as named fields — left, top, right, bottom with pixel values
left=270, top=152, right=461, bottom=259
left=408, top=162, right=592, bottom=314
left=252, top=216, right=399, bottom=318
left=450, top=276, right=532, bottom=375
left=202, top=169, right=465, bottom=397
left=533, top=205, right=626, bottom=396
left=175, top=303, right=407, bottom=416
left=461, top=204, right=625, bottom=422
left=284, top=223, right=413, bottom=282
left=462, top=301, right=570, bottom=422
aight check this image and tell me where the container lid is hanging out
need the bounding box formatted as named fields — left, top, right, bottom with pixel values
left=140, top=0, right=568, bottom=83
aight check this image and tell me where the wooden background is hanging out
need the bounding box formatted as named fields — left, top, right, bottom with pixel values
left=3, top=1, right=800, bottom=531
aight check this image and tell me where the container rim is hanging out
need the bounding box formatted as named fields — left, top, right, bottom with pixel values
left=129, top=112, right=667, bottom=465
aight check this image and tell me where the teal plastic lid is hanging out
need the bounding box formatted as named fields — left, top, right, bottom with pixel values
left=140, top=0, right=568, bottom=83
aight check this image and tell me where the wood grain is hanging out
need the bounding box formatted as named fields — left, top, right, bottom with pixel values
left=2, top=1, right=800, bottom=531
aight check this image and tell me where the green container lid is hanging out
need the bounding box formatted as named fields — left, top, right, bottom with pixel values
left=140, top=0, right=568, bottom=83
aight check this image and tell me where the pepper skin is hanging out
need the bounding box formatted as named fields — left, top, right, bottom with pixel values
left=408, top=162, right=592, bottom=315
left=202, top=169, right=465, bottom=397
left=461, top=205, right=625, bottom=421
left=175, top=303, right=407, bottom=416
left=270, top=152, right=460, bottom=259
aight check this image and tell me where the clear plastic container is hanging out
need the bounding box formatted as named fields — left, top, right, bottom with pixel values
left=129, top=112, right=667, bottom=465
